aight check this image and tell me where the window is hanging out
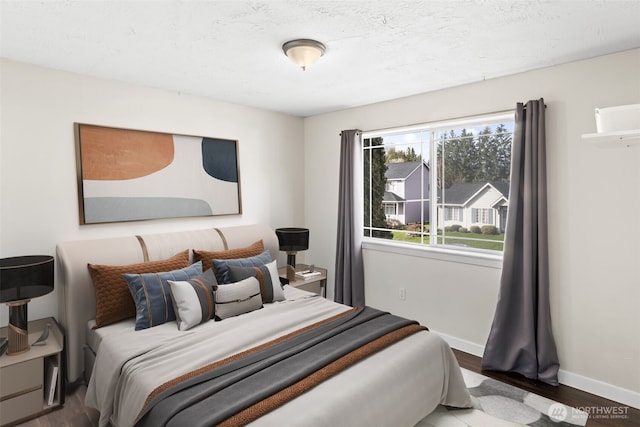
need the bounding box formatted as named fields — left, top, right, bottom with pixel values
left=384, top=204, right=397, bottom=216
left=472, top=208, right=493, bottom=224
left=445, top=207, right=463, bottom=222
left=363, top=112, right=513, bottom=253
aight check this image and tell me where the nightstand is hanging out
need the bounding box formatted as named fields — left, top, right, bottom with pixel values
left=0, top=317, right=64, bottom=426
left=279, top=264, right=327, bottom=297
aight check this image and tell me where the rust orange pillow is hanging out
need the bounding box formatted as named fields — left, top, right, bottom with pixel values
left=88, top=250, right=190, bottom=328
left=193, top=240, right=264, bottom=272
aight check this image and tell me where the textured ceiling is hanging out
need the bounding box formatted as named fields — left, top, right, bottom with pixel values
left=1, top=1, right=639, bottom=117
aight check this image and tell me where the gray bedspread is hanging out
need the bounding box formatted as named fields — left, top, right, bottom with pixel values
left=136, top=306, right=424, bottom=426
left=86, top=287, right=472, bottom=427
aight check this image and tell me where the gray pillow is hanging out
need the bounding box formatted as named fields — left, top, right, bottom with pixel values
left=213, top=250, right=272, bottom=284
left=228, top=260, right=285, bottom=303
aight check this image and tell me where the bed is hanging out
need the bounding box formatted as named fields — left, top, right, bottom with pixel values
left=56, top=223, right=471, bottom=426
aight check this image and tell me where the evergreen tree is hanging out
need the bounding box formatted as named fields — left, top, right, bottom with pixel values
left=363, top=137, right=391, bottom=238
left=494, top=123, right=512, bottom=181
left=437, top=125, right=511, bottom=188
left=458, top=128, right=478, bottom=182
left=477, top=126, right=497, bottom=181
left=405, top=147, right=420, bottom=162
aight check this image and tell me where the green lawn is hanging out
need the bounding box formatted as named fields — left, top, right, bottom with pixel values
left=391, top=230, right=504, bottom=251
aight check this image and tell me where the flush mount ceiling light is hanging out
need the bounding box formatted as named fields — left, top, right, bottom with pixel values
left=282, top=39, right=326, bottom=71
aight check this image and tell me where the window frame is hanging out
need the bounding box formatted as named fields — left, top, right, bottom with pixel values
left=445, top=206, right=463, bottom=222
left=361, top=111, right=514, bottom=265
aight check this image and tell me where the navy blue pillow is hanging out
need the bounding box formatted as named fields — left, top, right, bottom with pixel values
left=124, top=262, right=203, bottom=330
left=213, top=250, right=271, bottom=284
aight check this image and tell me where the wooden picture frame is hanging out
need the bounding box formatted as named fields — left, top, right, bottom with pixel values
left=74, top=123, right=241, bottom=224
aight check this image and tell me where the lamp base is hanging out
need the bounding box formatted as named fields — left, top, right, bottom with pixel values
left=286, top=265, right=296, bottom=281
left=285, top=251, right=298, bottom=281
left=6, top=300, right=30, bottom=355
left=286, top=252, right=298, bottom=269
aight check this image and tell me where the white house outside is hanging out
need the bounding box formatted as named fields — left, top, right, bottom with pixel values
left=437, top=182, right=509, bottom=232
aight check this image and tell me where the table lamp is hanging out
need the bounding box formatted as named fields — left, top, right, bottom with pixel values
left=0, top=255, right=54, bottom=355
left=275, top=228, right=309, bottom=280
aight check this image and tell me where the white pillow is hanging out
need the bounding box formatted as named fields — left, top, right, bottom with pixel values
left=168, top=269, right=216, bottom=331
left=265, top=260, right=286, bottom=302
left=215, top=276, right=263, bottom=319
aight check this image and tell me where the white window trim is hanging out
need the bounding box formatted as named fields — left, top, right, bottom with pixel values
left=362, top=110, right=513, bottom=262
left=362, top=111, right=513, bottom=140
left=362, top=237, right=503, bottom=269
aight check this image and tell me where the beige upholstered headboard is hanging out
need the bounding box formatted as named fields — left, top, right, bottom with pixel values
left=56, top=224, right=279, bottom=383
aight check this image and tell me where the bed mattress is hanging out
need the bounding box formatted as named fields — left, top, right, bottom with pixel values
left=85, top=286, right=471, bottom=427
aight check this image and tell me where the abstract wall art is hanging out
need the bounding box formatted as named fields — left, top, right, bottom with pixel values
left=74, top=123, right=241, bottom=224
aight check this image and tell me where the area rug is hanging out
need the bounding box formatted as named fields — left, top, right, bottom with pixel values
left=417, top=368, right=588, bottom=427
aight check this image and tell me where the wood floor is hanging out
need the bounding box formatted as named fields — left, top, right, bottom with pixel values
left=12, top=350, right=639, bottom=427
left=453, top=349, right=640, bottom=427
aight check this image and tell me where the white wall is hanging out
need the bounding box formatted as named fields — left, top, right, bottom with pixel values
left=2, top=50, right=638, bottom=406
left=304, top=49, right=640, bottom=405
left=0, top=59, right=306, bottom=326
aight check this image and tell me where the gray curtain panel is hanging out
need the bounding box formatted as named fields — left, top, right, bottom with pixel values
left=334, top=129, right=365, bottom=307
left=481, top=99, right=560, bottom=385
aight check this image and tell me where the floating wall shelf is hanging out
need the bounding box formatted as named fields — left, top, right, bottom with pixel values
left=581, top=130, right=640, bottom=148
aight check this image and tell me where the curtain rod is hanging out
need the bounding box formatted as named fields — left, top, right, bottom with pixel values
left=339, top=103, right=546, bottom=136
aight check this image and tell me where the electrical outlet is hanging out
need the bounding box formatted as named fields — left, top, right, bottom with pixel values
left=399, top=288, right=406, bottom=300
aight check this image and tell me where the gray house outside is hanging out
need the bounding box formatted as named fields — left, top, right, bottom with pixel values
left=383, top=161, right=430, bottom=225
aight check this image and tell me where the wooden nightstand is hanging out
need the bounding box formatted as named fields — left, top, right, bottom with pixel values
left=279, top=264, right=327, bottom=297
left=0, top=317, right=64, bottom=426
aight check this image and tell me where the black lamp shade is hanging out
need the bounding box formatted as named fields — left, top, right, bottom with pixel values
left=0, top=255, right=54, bottom=303
left=275, top=228, right=309, bottom=252
left=1, top=255, right=54, bottom=355
left=275, top=228, right=309, bottom=269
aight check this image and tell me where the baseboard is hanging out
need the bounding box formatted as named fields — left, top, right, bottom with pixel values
left=432, top=329, right=485, bottom=357
left=432, top=329, right=640, bottom=410
left=557, top=369, right=640, bottom=410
